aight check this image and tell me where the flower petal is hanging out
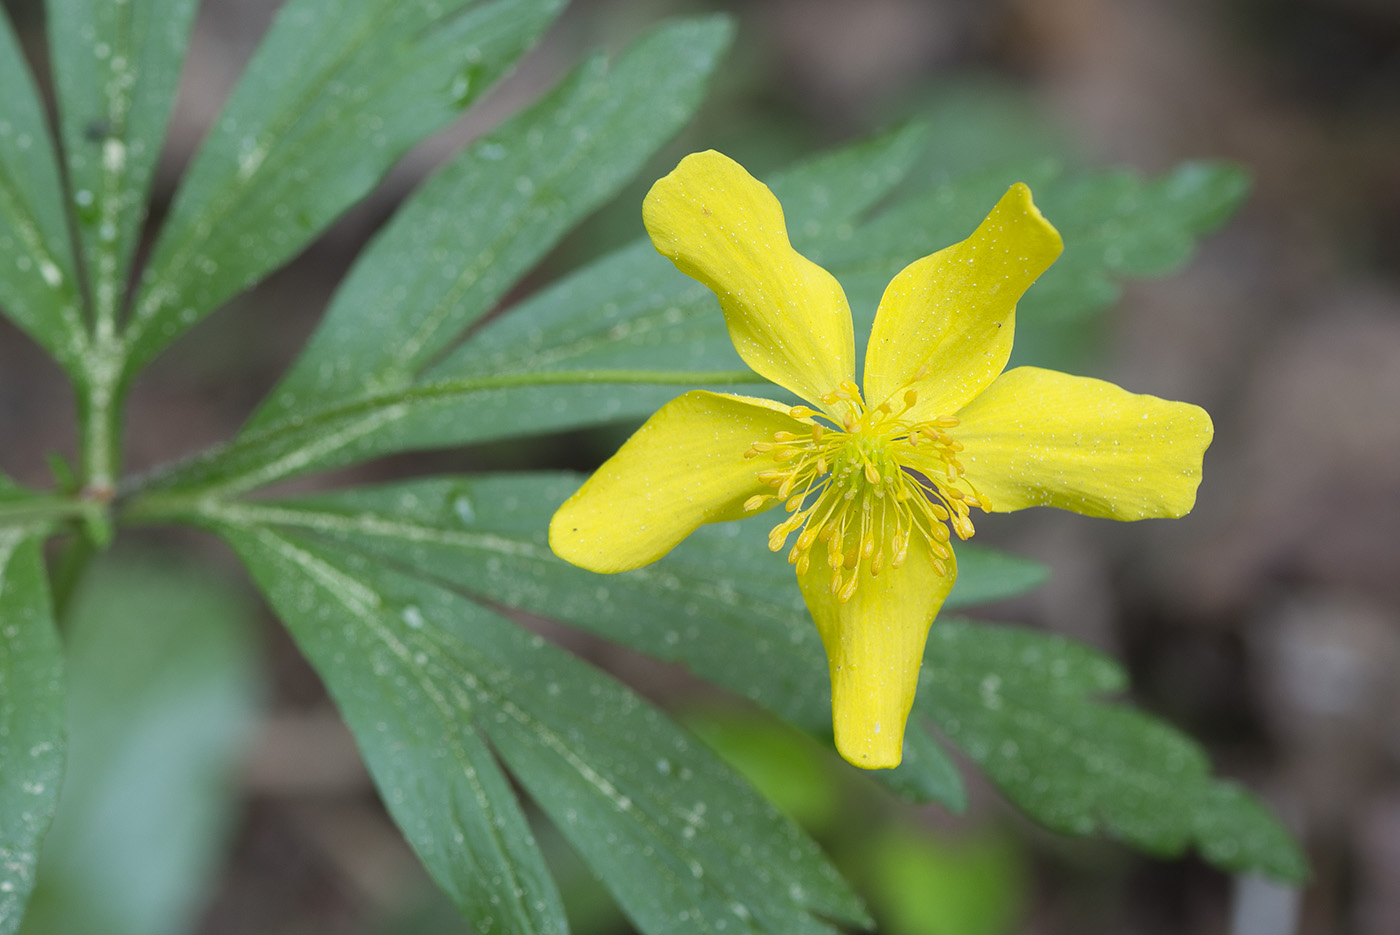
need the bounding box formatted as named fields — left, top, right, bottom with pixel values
left=954, top=366, right=1214, bottom=519
left=798, top=530, right=956, bottom=769
left=863, top=183, right=1062, bottom=417
left=644, top=150, right=855, bottom=405
left=550, top=390, right=804, bottom=573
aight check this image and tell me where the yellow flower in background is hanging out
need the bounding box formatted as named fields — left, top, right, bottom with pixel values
left=550, top=151, right=1213, bottom=769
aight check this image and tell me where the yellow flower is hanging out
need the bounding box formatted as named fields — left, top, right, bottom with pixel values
left=550, top=151, right=1213, bottom=769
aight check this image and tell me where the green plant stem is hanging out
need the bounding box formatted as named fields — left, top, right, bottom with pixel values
left=76, top=329, right=128, bottom=500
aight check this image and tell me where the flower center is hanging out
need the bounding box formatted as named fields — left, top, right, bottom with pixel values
left=742, top=379, right=988, bottom=603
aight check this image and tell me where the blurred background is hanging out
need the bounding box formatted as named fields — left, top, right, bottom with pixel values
left=2, top=0, right=1399, bottom=932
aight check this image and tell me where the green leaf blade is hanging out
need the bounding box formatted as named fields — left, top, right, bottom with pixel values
left=918, top=620, right=1307, bottom=883
left=0, top=533, right=65, bottom=935
left=0, top=12, right=86, bottom=373
left=251, top=15, right=735, bottom=430
left=123, top=0, right=566, bottom=373
left=433, top=120, right=932, bottom=383
left=45, top=0, right=199, bottom=330
left=221, top=523, right=569, bottom=935
left=224, top=525, right=869, bottom=935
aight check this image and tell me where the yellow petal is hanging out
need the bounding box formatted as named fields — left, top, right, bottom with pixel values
left=798, top=530, right=956, bottom=769
left=644, top=151, right=855, bottom=405
left=549, top=391, right=803, bottom=573
left=954, top=366, right=1214, bottom=519
left=863, top=183, right=1063, bottom=417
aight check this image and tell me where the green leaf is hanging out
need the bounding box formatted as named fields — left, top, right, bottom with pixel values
left=221, top=523, right=569, bottom=935
left=821, top=159, right=1251, bottom=333
left=44, top=0, right=199, bottom=331
left=1024, top=161, right=1251, bottom=325
left=137, top=124, right=929, bottom=496
left=251, top=15, right=735, bottom=431
left=121, top=0, right=565, bottom=374
left=0, top=11, right=86, bottom=374
left=139, top=372, right=747, bottom=498
left=428, top=121, right=931, bottom=381
left=19, top=554, right=259, bottom=935
left=0, top=532, right=64, bottom=935
left=917, top=619, right=1308, bottom=883
left=195, top=473, right=1045, bottom=810
left=220, top=524, right=870, bottom=935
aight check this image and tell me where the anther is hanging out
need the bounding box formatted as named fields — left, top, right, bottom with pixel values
left=743, top=494, right=772, bottom=512
left=827, top=543, right=844, bottom=569
left=863, top=461, right=880, bottom=484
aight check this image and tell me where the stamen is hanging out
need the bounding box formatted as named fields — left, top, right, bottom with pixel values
left=742, top=380, right=983, bottom=599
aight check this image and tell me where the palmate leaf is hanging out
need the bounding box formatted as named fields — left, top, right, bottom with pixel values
left=917, top=621, right=1307, bottom=884
left=196, top=473, right=1047, bottom=812
left=121, top=0, right=566, bottom=374
left=219, top=523, right=872, bottom=935
left=0, top=10, right=86, bottom=375
left=45, top=0, right=199, bottom=330
left=0, top=530, right=64, bottom=935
